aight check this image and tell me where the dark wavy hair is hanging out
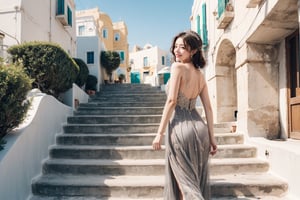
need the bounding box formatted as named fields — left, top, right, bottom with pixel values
left=170, top=30, right=206, bottom=69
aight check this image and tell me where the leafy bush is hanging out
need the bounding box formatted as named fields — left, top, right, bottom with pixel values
left=85, top=74, right=98, bottom=91
left=7, top=42, right=79, bottom=98
left=101, top=51, right=120, bottom=82
left=0, top=64, right=32, bottom=139
left=73, top=58, right=89, bottom=88
left=0, top=139, right=6, bottom=151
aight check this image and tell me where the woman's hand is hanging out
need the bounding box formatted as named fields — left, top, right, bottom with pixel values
left=210, top=137, right=218, bottom=156
left=152, top=134, right=163, bottom=150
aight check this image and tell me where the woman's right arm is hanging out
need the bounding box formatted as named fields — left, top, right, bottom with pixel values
left=200, top=82, right=217, bottom=155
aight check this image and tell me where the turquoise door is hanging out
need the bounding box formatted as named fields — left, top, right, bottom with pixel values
left=164, top=73, right=170, bottom=84
left=130, top=72, right=140, bottom=84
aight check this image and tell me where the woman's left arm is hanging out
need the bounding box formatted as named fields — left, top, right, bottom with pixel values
left=152, top=63, right=182, bottom=150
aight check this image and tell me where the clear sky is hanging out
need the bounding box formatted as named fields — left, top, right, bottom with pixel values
left=74, top=0, right=194, bottom=52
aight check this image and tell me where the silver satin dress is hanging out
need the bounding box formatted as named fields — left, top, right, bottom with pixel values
left=164, top=91, right=211, bottom=200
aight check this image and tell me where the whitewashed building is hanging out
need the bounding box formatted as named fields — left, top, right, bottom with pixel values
left=191, top=0, right=300, bottom=198
left=129, top=44, right=170, bottom=86
left=75, top=10, right=105, bottom=90
left=0, top=0, right=76, bottom=58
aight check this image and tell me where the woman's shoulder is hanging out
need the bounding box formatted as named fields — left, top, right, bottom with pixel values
left=170, top=62, right=187, bottom=72
left=171, top=62, right=184, bottom=68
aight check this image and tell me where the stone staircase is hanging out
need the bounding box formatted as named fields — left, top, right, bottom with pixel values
left=30, top=84, right=288, bottom=199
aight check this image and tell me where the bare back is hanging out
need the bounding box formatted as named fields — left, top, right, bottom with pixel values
left=178, top=63, right=205, bottom=99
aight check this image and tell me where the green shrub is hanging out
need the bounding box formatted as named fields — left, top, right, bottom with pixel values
left=7, top=42, right=79, bottom=98
left=101, top=51, right=120, bottom=82
left=0, top=64, right=32, bottom=139
left=73, top=58, right=89, bottom=88
left=85, top=74, right=98, bottom=91
left=0, top=139, right=6, bottom=151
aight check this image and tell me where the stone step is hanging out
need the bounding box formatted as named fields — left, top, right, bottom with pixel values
left=99, top=86, right=161, bottom=93
left=89, top=97, right=166, bottom=103
left=67, top=115, right=162, bottom=124
left=211, top=173, right=288, bottom=198
left=29, top=195, right=287, bottom=200
left=209, top=158, right=269, bottom=175
left=56, top=133, right=159, bottom=146
left=49, top=144, right=256, bottom=160
left=63, top=122, right=233, bottom=134
left=56, top=133, right=243, bottom=146
left=79, top=101, right=165, bottom=107
left=100, top=83, right=157, bottom=89
left=90, top=93, right=166, bottom=101
left=215, top=132, right=244, bottom=144
left=63, top=123, right=159, bottom=134
left=30, top=196, right=164, bottom=200
left=42, top=158, right=268, bottom=176
left=75, top=107, right=164, bottom=115
left=31, top=175, right=164, bottom=198
left=98, top=90, right=163, bottom=95
left=31, top=173, right=287, bottom=198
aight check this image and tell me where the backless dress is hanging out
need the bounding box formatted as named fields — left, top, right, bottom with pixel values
left=164, top=91, right=210, bottom=200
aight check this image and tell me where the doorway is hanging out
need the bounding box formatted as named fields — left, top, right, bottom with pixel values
left=286, top=29, right=300, bottom=139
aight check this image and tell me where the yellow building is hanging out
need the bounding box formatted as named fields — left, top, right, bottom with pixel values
left=76, top=7, right=129, bottom=83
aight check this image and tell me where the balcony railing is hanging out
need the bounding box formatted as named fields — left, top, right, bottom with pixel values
left=247, top=0, right=263, bottom=8
left=217, top=3, right=234, bottom=29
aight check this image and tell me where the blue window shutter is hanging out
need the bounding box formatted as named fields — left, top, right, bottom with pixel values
left=87, top=52, right=94, bottom=64
left=67, top=6, right=72, bottom=26
left=218, top=0, right=225, bottom=18
left=56, top=0, right=64, bottom=15
left=202, top=3, right=208, bottom=46
left=103, top=29, right=107, bottom=38
left=120, top=51, right=125, bottom=61
left=196, top=15, right=201, bottom=35
left=162, top=56, right=165, bottom=65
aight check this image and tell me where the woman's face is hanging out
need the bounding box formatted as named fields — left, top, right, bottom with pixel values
left=173, top=37, right=192, bottom=63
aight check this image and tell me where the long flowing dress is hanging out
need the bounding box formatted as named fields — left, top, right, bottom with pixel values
left=164, top=91, right=210, bottom=200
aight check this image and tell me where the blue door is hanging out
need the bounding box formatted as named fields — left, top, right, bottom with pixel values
left=130, top=72, right=140, bottom=84
left=164, top=73, right=170, bottom=84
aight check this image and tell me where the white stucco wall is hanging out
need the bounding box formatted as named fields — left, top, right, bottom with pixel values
left=130, top=46, right=168, bottom=72
left=0, top=0, right=22, bottom=45
left=0, top=0, right=76, bottom=56
left=76, top=36, right=103, bottom=90
left=277, top=40, right=289, bottom=139
left=0, top=91, right=72, bottom=200
left=60, top=83, right=89, bottom=109
left=129, top=45, right=169, bottom=86
left=247, top=137, right=300, bottom=200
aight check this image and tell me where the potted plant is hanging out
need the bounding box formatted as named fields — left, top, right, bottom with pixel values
left=85, top=74, right=97, bottom=95
left=118, top=74, right=126, bottom=83
left=101, top=51, right=120, bottom=83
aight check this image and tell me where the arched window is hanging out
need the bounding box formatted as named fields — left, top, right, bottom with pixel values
left=114, top=33, right=120, bottom=41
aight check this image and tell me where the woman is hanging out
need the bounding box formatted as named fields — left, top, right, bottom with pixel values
left=152, top=30, right=217, bottom=200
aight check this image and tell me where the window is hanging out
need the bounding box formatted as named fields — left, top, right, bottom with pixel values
left=196, top=4, right=208, bottom=47
left=218, top=0, right=229, bottom=18
left=114, top=33, right=120, bottom=41
left=119, top=51, right=125, bottom=63
left=102, top=29, right=108, bottom=38
left=196, top=15, right=201, bottom=35
left=162, top=56, right=165, bottom=65
left=78, top=25, right=85, bottom=36
left=56, top=0, right=65, bottom=15
left=143, top=57, right=148, bottom=67
left=87, top=51, right=94, bottom=64
left=67, top=6, right=72, bottom=26
left=202, top=3, right=208, bottom=46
